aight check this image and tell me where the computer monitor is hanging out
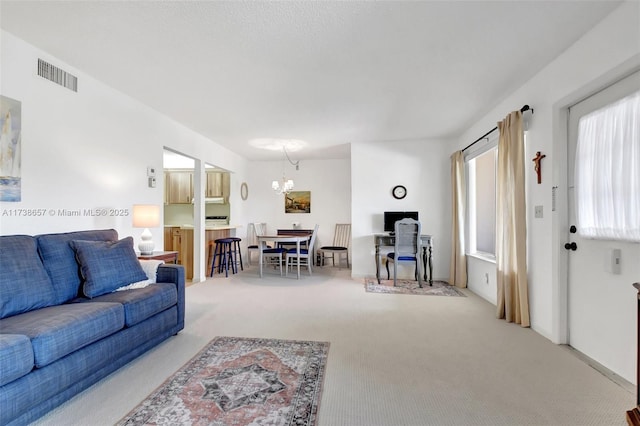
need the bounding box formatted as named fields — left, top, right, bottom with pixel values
left=384, top=211, right=419, bottom=232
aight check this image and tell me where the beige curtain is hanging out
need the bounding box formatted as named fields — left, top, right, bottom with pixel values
left=449, top=150, right=467, bottom=288
left=496, top=111, right=530, bottom=327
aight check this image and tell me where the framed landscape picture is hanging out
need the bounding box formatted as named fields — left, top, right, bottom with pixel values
left=0, top=95, right=21, bottom=202
left=285, top=191, right=310, bottom=213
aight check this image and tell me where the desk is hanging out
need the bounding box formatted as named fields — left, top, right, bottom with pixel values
left=258, top=235, right=311, bottom=279
left=137, top=251, right=179, bottom=264
left=374, top=234, right=432, bottom=285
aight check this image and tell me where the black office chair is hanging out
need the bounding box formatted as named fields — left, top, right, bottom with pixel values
left=385, top=218, right=422, bottom=287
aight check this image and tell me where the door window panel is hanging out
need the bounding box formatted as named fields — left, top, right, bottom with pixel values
left=575, top=90, right=640, bottom=242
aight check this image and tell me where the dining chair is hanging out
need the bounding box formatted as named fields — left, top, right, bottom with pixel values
left=247, top=222, right=268, bottom=266
left=317, top=223, right=351, bottom=268
left=285, top=224, right=319, bottom=276
left=261, top=246, right=286, bottom=276
left=386, top=218, right=422, bottom=287
left=250, top=223, right=284, bottom=275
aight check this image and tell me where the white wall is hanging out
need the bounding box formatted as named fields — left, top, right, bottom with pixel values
left=454, top=1, right=640, bottom=381
left=241, top=157, right=352, bottom=252
left=351, top=139, right=451, bottom=281
left=466, top=256, right=497, bottom=305
left=0, top=31, right=250, bottom=275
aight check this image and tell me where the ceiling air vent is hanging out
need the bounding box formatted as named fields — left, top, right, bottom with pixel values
left=37, top=58, right=78, bottom=92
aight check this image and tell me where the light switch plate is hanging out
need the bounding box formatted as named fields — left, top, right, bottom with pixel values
left=534, top=205, right=543, bottom=218
left=147, top=166, right=156, bottom=177
left=611, top=248, right=622, bottom=274
left=148, top=177, right=156, bottom=188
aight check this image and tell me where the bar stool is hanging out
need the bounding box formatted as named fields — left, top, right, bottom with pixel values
left=229, top=237, right=243, bottom=272
left=210, top=238, right=235, bottom=277
left=207, top=241, right=217, bottom=276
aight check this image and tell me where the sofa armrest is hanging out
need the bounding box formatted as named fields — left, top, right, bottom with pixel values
left=156, top=264, right=185, bottom=332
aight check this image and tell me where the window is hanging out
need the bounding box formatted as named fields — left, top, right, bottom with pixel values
left=575, top=89, right=640, bottom=242
left=466, top=140, right=497, bottom=257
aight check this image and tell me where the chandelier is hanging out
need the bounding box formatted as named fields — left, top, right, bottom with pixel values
left=272, top=175, right=294, bottom=194
left=272, top=146, right=299, bottom=195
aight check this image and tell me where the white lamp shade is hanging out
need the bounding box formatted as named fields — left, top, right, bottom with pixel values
left=132, top=204, right=160, bottom=228
left=285, top=180, right=294, bottom=190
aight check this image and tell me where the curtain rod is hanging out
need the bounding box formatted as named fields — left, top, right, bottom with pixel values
left=462, top=105, right=533, bottom=152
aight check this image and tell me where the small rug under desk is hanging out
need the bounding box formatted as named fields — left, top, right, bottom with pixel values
left=118, top=336, right=329, bottom=426
left=364, top=277, right=466, bottom=297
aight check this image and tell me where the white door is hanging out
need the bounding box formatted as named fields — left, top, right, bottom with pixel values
left=567, top=70, right=640, bottom=383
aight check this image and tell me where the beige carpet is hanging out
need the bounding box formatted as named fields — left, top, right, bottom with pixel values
left=33, top=267, right=633, bottom=426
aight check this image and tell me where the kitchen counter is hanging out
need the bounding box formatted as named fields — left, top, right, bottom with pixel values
left=163, top=225, right=241, bottom=280
left=165, top=224, right=241, bottom=230
left=176, top=224, right=241, bottom=231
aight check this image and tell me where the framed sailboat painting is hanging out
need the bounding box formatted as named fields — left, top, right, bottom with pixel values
left=0, top=95, right=21, bottom=202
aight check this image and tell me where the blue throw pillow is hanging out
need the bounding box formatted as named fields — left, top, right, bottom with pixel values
left=70, top=237, right=148, bottom=298
left=36, top=229, right=118, bottom=303
left=0, top=235, right=57, bottom=318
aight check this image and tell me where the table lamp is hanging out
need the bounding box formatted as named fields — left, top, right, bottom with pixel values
left=132, top=204, right=160, bottom=255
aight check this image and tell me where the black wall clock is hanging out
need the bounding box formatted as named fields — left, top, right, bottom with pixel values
left=392, top=185, right=407, bottom=199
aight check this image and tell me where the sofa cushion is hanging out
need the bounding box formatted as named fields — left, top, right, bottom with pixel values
left=0, top=235, right=57, bottom=319
left=0, top=334, right=34, bottom=386
left=36, top=229, right=119, bottom=304
left=0, top=302, right=124, bottom=368
left=82, top=283, right=177, bottom=327
left=70, top=237, right=148, bottom=299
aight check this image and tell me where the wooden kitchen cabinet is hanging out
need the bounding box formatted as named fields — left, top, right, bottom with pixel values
left=172, top=228, right=183, bottom=265
left=222, top=173, right=230, bottom=199
left=166, top=171, right=193, bottom=204
left=205, top=172, right=230, bottom=199
left=164, top=227, right=173, bottom=251
left=181, top=229, right=193, bottom=279
left=206, top=172, right=223, bottom=197
left=162, top=227, right=183, bottom=265
left=165, top=170, right=228, bottom=204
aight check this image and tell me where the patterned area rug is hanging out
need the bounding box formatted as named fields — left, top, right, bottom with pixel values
left=364, top=278, right=466, bottom=297
left=118, top=336, right=330, bottom=426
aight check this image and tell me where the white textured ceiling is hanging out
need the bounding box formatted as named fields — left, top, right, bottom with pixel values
left=0, top=1, right=621, bottom=161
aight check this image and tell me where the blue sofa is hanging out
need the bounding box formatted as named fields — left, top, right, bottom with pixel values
left=0, top=229, right=185, bottom=426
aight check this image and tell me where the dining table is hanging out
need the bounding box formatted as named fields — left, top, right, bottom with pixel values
left=257, top=234, right=311, bottom=279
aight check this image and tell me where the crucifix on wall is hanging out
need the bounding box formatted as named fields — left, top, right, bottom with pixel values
left=532, top=151, right=546, bottom=184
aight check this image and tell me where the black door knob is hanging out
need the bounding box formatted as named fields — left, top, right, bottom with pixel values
left=569, top=225, right=577, bottom=234
left=564, top=242, right=577, bottom=251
